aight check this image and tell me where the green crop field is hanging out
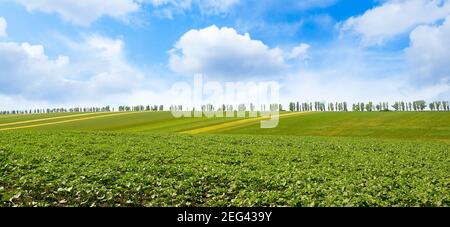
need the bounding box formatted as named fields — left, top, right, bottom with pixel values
left=216, top=112, right=450, bottom=142
left=0, top=111, right=449, bottom=207
left=0, top=112, right=239, bottom=133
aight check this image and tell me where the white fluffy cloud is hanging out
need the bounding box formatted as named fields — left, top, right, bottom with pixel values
left=278, top=39, right=450, bottom=104
left=71, top=35, right=145, bottom=94
left=406, top=16, right=450, bottom=83
left=0, top=35, right=144, bottom=105
left=340, top=0, right=450, bottom=45
left=0, top=42, right=70, bottom=97
left=14, top=0, right=140, bottom=26
left=169, top=25, right=288, bottom=79
left=0, top=17, right=6, bottom=37
left=337, top=0, right=450, bottom=93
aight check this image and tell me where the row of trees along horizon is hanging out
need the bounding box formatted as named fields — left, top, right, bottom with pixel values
left=1, top=100, right=449, bottom=115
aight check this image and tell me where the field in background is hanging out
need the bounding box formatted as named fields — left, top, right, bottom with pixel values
left=1, top=111, right=449, bottom=207
left=0, top=112, right=238, bottom=133
left=217, top=112, right=450, bottom=142
left=1, top=111, right=450, bottom=141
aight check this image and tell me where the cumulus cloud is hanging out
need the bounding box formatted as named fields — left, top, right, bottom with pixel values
left=281, top=43, right=450, bottom=103
left=0, top=42, right=70, bottom=97
left=406, top=16, right=450, bottom=83
left=0, top=17, right=6, bottom=37
left=278, top=39, right=450, bottom=104
left=340, top=0, right=450, bottom=45
left=0, top=35, right=145, bottom=105
left=169, top=25, right=288, bottom=79
left=336, top=0, right=450, bottom=96
left=71, top=35, right=145, bottom=94
left=14, top=0, right=140, bottom=26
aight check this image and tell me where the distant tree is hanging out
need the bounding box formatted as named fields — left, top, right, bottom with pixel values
left=366, top=102, right=373, bottom=112
left=269, top=104, right=279, bottom=111
left=414, top=100, right=426, bottom=111
left=392, top=102, right=399, bottom=111
left=289, top=102, right=296, bottom=112
left=444, top=101, right=449, bottom=111
left=235, top=104, right=244, bottom=112
left=329, top=103, right=334, bottom=111
left=320, top=102, right=325, bottom=111
left=360, top=103, right=365, bottom=112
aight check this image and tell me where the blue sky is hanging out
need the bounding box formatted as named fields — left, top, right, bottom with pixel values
left=0, top=0, right=449, bottom=109
left=0, top=0, right=373, bottom=64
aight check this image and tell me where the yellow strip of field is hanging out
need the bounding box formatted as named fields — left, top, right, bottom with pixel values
left=0, top=112, right=103, bottom=127
left=0, top=111, right=142, bottom=131
left=180, top=112, right=310, bottom=135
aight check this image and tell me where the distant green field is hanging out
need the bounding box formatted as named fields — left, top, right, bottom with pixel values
left=0, top=112, right=239, bottom=133
left=217, top=112, right=450, bottom=142
left=1, top=111, right=449, bottom=207
left=0, top=112, right=91, bottom=124
left=2, top=111, right=450, bottom=141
